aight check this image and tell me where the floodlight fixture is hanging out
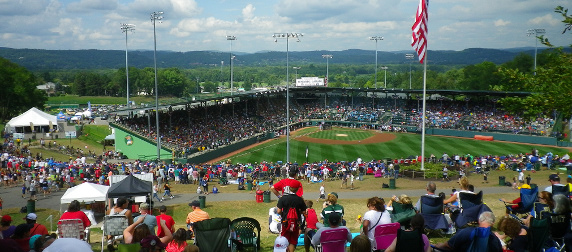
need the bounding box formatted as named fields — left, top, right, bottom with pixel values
left=273, top=32, right=303, bottom=163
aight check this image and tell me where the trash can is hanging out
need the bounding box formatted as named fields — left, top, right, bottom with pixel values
left=199, top=195, right=206, bottom=209
left=499, top=176, right=506, bottom=186
left=256, top=190, right=264, bottom=203
left=27, top=200, right=35, bottom=214
left=246, top=180, right=253, bottom=191
left=389, top=178, right=396, bottom=189
left=263, top=191, right=271, bottom=203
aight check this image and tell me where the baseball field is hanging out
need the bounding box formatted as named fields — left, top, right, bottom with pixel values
left=223, top=127, right=568, bottom=164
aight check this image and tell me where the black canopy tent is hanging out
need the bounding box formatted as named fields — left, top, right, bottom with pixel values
left=107, top=174, right=152, bottom=198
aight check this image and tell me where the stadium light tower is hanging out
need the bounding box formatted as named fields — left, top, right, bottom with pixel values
left=121, top=24, right=135, bottom=110
left=293, top=67, right=301, bottom=81
left=227, top=35, right=236, bottom=95
left=151, top=11, right=163, bottom=162
left=369, top=36, right=383, bottom=89
left=322, top=54, right=332, bottom=86
left=527, top=28, right=545, bottom=75
left=405, top=54, right=414, bottom=89
left=380, top=66, right=388, bottom=88
left=273, top=32, right=302, bottom=164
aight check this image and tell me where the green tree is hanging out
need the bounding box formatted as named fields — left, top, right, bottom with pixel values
left=203, top=81, right=217, bottom=93
left=459, top=61, right=499, bottom=90
left=0, top=57, right=47, bottom=122
left=496, top=5, right=572, bottom=118
left=501, top=53, right=534, bottom=74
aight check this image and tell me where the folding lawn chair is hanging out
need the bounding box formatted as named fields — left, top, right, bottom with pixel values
left=419, top=195, right=449, bottom=233
left=504, top=186, right=538, bottom=217
left=549, top=212, right=571, bottom=251
left=57, top=219, right=86, bottom=240
left=373, top=222, right=400, bottom=251
left=315, top=228, right=349, bottom=252
left=194, top=218, right=232, bottom=252
left=100, top=215, right=129, bottom=252
left=390, top=202, right=416, bottom=228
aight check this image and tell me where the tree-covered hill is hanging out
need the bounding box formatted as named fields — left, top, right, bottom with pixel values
left=0, top=47, right=545, bottom=71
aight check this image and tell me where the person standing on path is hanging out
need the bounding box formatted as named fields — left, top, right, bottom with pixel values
left=317, top=183, right=326, bottom=202
left=153, top=184, right=162, bottom=202
left=271, top=168, right=304, bottom=198
left=276, top=183, right=306, bottom=252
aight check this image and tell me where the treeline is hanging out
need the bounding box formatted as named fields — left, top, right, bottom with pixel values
left=36, top=50, right=549, bottom=99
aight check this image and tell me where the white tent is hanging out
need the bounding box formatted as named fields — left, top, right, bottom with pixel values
left=5, top=107, right=57, bottom=132
left=61, top=182, right=109, bottom=204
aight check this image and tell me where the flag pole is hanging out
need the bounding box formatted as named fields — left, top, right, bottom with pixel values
left=421, top=52, right=427, bottom=171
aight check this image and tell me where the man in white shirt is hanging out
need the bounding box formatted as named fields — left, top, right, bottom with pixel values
left=415, top=181, right=439, bottom=211
left=518, top=170, right=525, bottom=183
left=544, top=174, right=565, bottom=193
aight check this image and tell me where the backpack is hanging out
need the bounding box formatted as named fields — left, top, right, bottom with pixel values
left=284, top=208, right=299, bottom=233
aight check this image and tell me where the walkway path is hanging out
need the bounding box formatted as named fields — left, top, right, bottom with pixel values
left=0, top=181, right=519, bottom=211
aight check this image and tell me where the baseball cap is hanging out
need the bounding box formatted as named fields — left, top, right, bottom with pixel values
left=25, top=213, right=38, bottom=220
left=159, top=205, right=167, bottom=212
left=29, top=235, right=42, bottom=249
left=274, top=236, right=289, bottom=252
left=140, top=235, right=167, bottom=249
left=139, top=202, right=149, bottom=210
left=189, top=200, right=201, bottom=207
left=549, top=174, right=560, bottom=181
left=1, top=215, right=12, bottom=222
left=329, top=192, right=339, bottom=199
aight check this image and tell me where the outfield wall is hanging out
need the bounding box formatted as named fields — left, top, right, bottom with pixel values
left=426, top=129, right=558, bottom=146
left=111, top=123, right=172, bottom=160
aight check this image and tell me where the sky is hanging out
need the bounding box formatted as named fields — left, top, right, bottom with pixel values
left=0, top=0, right=569, bottom=55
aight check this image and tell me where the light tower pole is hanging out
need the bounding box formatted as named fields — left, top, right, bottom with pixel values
left=380, top=66, right=388, bottom=88
left=369, top=36, right=383, bottom=89
left=293, top=67, right=301, bottom=81
left=121, top=23, right=135, bottom=110
left=527, top=28, right=545, bottom=75
left=322, top=54, right=332, bottom=86
left=405, top=54, right=414, bottom=89
left=273, top=32, right=302, bottom=164
left=227, top=35, right=236, bottom=95
left=151, top=11, right=163, bottom=162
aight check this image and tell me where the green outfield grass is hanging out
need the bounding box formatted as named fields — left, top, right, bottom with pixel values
left=229, top=128, right=569, bottom=164
left=308, top=128, right=374, bottom=141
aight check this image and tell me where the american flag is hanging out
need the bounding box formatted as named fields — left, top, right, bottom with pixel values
left=411, top=0, right=428, bottom=64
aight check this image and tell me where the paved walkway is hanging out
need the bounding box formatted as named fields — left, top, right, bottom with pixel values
left=0, top=181, right=519, bottom=211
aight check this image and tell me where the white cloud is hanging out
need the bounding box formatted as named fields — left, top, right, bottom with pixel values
left=0, top=0, right=49, bottom=16
left=67, top=0, right=118, bottom=13
left=529, top=14, right=561, bottom=26
left=242, top=4, right=255, bottom=21
left=494, top=19, right=510, bottom=27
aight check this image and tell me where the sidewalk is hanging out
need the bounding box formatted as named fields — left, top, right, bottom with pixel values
left=0, top=182, right=518, bottom=211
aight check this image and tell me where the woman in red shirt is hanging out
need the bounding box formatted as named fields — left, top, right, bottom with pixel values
left=58, top=200, right=91, bottom=229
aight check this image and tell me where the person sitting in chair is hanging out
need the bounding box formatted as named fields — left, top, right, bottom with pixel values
left=310, top=212, right=352, bottom=247
left=432, top=211, right=502, bottom=252
left=386, top=214, right=431, bottom=252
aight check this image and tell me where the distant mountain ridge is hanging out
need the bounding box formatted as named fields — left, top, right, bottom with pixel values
left=0, top=47, right=547, bottom=71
